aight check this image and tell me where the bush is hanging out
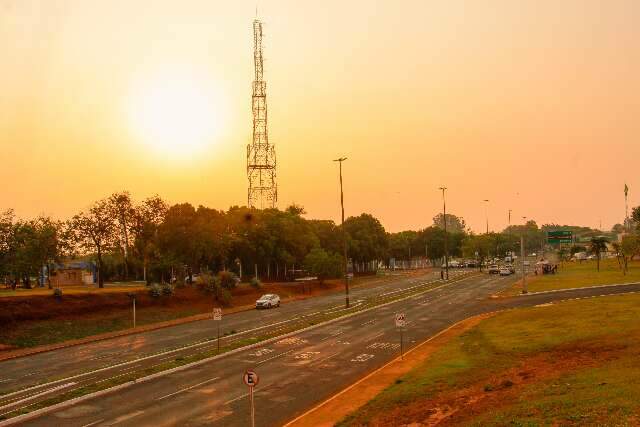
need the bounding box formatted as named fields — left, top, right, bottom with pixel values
left=218, top=271, right=239, bottom=290
left=161, top=283, right=174, bottom=296
left=250, top=277, right=262, bottom=289
left=53, top=288, right=63, bottom=299
left=196, top=272, right=219, bottom=294
left=219, top=288, right=232, bottom=306
left=148, top=283, right=162, bottom=298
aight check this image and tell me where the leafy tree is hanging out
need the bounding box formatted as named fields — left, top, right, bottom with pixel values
left=433, top=213, right=467, bottom=233
left=620, top=235, right=640, bottom=274
left=589, top=236, right=609, bottom=272
left=108, top=191, right=135, bottom=280
left=344, top=214, right=388, bottom=263
left=70, top=199, right=116, bottom=287
left=303, top=247, right=343, bottom=283
left=131, top=195, right=168, bottom=283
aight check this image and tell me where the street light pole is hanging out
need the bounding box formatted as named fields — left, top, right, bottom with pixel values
left=483, top=199, right=490, bottom=234
left=334, top=157, right=349, bottom=308
left=439, top=187, right=449, bottom=280
left=521, top=216, right=527, bottom=294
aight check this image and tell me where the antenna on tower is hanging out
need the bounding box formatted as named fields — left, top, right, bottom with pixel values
left=247, top=18, right=277, bottom=209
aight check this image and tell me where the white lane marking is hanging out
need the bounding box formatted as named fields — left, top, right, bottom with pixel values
left=0, top=382, right=77, bottom=413
left=249, top=348, right=274, bottom=357
left=224, top=392, right=249, bottom=405
left=81, top=420, right=104, bottom=427
left=109, top=410, right=145, bottom=425
left=256, top=349, right=296, bottom=366
left=156, top=377, right=220, bottom=401
left=294, top=351, right=320, bottom=360
left=351, top=354, right=374, bottom=363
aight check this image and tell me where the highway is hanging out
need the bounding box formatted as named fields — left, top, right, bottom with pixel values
left=0, top=270, right=467, bottom=419
left=4, top=273, right=640, bottom=426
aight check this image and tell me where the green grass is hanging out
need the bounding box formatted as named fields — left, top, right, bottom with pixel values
left=339, top=293, right=640, bottom=426
left=503, top=258, right=640, bottom=295
left=1, top=308, right=200, bottom=348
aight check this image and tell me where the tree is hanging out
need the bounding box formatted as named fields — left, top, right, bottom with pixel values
left=344, top=214, right=388, bottom=263
left=303, top=247, right=343, bottom=283
left=589, top=236, right=609, bottom=272
left=620, top=234, right=640, bottom=274
left=108, top=192, right=135, bottom=280
left=433, top=213, right=467, bottom=233
left=71, top=199, right=116, bottom=288
left=131, top=195, right=168, bottom=283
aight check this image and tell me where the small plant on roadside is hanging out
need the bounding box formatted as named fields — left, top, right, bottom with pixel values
left=53, top=288, right=63, bottom=299
left=250, top=277, right=262, bottom=289
left=217, top=270, right=239, bottom=290
left=161, top=283, right=174, bottom=296
left=219, top=288, right=232, bottom=306
left=148, top=283, right=162, bottom=298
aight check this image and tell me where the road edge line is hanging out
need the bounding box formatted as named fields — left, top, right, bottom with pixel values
left=518, top=281, right=640, bottom=296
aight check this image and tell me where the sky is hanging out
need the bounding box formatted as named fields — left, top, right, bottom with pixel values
left=1, top=0, right=639, bottom=233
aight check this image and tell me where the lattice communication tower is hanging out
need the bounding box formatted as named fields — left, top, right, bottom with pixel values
left=247, top=19, right=277, bottom=209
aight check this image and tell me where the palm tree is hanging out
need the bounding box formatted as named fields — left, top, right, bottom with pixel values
left=589, top=236, right=609, bottom=272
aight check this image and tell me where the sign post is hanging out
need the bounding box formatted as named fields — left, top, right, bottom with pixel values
left=213, top=307, right=222, bottom=353
left=127, top=293, right=136, bottom=329
left=243, top=370, right=259, bottom=427
left=395, top=313, right=406, bottom=360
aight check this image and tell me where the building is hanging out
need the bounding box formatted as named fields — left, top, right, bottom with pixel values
left=50, top=261, right=96, bottom=287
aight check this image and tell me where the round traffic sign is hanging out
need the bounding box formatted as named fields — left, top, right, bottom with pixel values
left=243, top=370, right=259, bottom=387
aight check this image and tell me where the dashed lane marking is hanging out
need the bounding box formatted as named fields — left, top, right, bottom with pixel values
left=156, top=377, right=220, bottom=401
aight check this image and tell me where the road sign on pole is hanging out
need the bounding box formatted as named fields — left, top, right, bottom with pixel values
left=243, top=370, right=259, bottom=427
left=395, top=313, right=406, bottom=360
left=213, top=308, right=222, bottom=353
left=395, top=313, right=406, bottom=328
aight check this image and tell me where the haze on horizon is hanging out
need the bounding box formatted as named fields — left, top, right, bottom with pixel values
left=1, top=0, right=638, bottom=233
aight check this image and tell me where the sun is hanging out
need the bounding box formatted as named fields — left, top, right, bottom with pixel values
left=128, top=71, right=224, bottom=158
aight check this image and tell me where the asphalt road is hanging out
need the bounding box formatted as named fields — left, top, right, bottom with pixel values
left=0, top=270, right=468, bottom=417
left=9, top=275, right=640, bottom=427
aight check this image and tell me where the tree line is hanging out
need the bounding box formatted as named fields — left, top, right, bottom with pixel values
left=3, top=191, right=635, bottom=288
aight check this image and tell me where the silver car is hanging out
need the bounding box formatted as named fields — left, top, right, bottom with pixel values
left=255, top=294, right=281, bottom=309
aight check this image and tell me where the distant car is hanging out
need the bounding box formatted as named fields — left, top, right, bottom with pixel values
left=523, top=260, right=531, bottom=266
left=255, top=294, right=280, bottom=309
left=465, top=261, right=478, bottom=268
left=499, top=268, right=512, bottom=276
left=488, top=265, right=500, bottom=274
left=448, top=260, right=460, bottom=268
left=506, top=264, right=516, bottom=274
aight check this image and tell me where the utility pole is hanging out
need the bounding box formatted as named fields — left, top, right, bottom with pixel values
left=508, top=209, right=512, bottom=228
left=521, top=216, right=527, bottom=294
left=483, top=199, right=490, bottom=234
left=439, top=187, right=449, bottom=280
left=334, top=157, right=349, bottom=308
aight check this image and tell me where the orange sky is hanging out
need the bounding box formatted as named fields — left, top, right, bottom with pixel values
left=1, top=0, right=639, bottom=232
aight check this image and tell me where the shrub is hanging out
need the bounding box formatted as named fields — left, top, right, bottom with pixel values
left=196, top=272, right=219, bottom=294
left=219, top=289, right=232, bottom=306
left=161, top=283, right=174, bottom=296
left=148, top=283, right=162, bottom=298
left=250, top=277, right=262, bottom=289
left=53, top=288, right=63, bottom=299
left=218, top=271, right=239, bottom=290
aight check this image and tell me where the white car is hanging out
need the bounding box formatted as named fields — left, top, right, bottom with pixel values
left=255, top=294, right=280, bottom=309
left=499, top=268, right=512, bottom=276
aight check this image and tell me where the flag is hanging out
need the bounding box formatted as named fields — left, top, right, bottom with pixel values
left=625, top=183, right=629, bottom=197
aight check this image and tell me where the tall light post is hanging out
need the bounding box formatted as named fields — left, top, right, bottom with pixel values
left=483, top=199, right=490, bottom=234
left=439, top=187, right=449, bottom=280
left=334, top=157, right=349, bottom=308
left=508, top=209, right=512, bottom=228
left=521, top=216, right=527, bottom=294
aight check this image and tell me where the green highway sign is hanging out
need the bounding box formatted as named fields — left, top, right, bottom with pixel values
left=548, top=230, right=573, bottom=244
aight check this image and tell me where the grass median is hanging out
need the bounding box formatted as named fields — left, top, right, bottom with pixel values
left=338, top=293, right=640, bottom=426
left=502, top=258, right=640, bottom=296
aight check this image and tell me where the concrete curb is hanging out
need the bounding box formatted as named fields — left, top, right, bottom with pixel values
left=0, top=273, right=475, bottom=426
left=518, top=281, right=640, bottom=296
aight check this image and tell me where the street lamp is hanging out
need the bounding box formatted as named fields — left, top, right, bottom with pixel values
left=439, top=187, right=449, bottom=280
left=334, top=157, right=349, bottom=308
left=521, top=216, right=527, bottom=294
left=483, top=199, right=490, bottom=234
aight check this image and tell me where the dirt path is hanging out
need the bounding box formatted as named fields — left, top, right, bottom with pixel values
left=284, top=312, right=496, bottom=427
